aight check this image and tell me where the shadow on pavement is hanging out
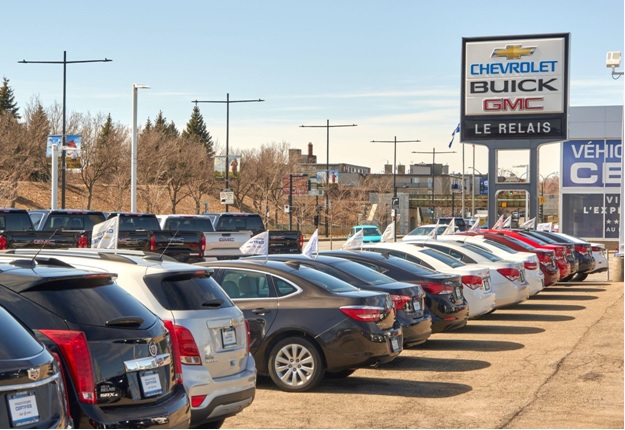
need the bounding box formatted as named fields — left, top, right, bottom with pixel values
left=545, top=287, right=607, bottom=293
left=452, top=324, right=546, bottom=335
left=532, top=294, right=599, bottom=301
left=382, top=355, right=491, bottom=372
left=480, top=313, right=575, bottom=322
left=510, top=303, right=586, bottom=312
left=417, top=338, right=524, bottom=352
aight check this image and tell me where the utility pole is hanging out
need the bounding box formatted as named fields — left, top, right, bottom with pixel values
left=19, top=51, right=112, bottom=209
left=300, top=120, right=357, bottom=238
left=412, top=148, right=456, bottom=222
left=193, top=94, right=264, bottom=212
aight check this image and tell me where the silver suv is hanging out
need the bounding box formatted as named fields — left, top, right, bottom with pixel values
left=2, top=249, right=256, bottom=429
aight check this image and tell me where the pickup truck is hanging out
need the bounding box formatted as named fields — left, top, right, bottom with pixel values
left=0, top=208, right=83, bottom=250
left=157, top=214, right=253, bottom=260
left=204, top=212, right=303, bottom=256
left=29, top=209, right=205, bottom=263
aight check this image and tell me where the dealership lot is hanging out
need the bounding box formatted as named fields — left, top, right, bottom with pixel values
left=223, top=268, right=623, bottom=429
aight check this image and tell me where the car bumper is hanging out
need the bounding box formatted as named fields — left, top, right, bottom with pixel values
left=525, top=270, right=545, bottom=296
left=463, top=288, right=497, bottom=318
left=540, top=263, right=560, bottom=286
left=426, top=296, right=469, bottom=333
left=398, top=313, right=432, bottom=346
left=492, top=277, right=530, bottom=308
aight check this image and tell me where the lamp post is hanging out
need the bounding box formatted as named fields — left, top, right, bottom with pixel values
left=192, top=94, right=264, bottom=212
left=468, top=166, right=484, bottom=218
left=371, top=137, right=420, bottom=241
left=131, top=84, right=150, bottom=213
left=540, top=171, right=558, bottom=223
left=513, top=164, right=530, bottom=221
left=412, top=148, right=455, bottom=222
left=300, top=120, right=357, bottom=238
left=19, top=51, right=112, bottom=209
left=288, top=174, right=308, bottom=230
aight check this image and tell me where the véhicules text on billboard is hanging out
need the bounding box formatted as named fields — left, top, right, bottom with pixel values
left=461, top=33, right=569, bottom=143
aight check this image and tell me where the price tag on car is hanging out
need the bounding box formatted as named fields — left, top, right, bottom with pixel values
left=455, top=287, right=462, bottom=299
left=140, top=370, right=163, bottom=397
left=413, top=298, right=421, bottom=311
left=222, top=327, right=237, bottom=348
left=8, top=391, right=39, bottom=427
left=484, top=278, right=491, bottom=291
left=390, top=336, right=401, bottom=352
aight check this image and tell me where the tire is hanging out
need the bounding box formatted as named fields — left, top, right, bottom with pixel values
left=267, top=337, right=324, bottom=392
left=560, top=274, right=574, bottom=282
left=572, top=272, right=588, bottom=282
left=325, top=369, right=356, bottom=379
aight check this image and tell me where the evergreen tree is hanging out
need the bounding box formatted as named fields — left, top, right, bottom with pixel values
left=153, top=111, right=178, bottom=138
left=182, top=105, right=215, bottom=158
left=0, top=77, right=20, bottom=119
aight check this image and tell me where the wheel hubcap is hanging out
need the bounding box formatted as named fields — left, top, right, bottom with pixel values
left=274, top=343, right=315, bottom=387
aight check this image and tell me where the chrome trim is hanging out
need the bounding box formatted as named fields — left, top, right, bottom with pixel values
left=0, top=372, right=60, bottom=392
left=124, top=353, right=171, bottom=372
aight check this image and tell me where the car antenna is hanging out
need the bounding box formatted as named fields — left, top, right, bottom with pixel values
left=160, top=224, right=180, bottom=260
left=15, top=227, right=62, bottom=269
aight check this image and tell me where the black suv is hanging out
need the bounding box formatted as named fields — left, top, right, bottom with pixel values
left=437, top=217, right=467, bottom=232
left=0, top=258, right=190, bottom=428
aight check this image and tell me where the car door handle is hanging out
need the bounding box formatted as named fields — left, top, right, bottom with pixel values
left=252, top=308, right=271, bottom=315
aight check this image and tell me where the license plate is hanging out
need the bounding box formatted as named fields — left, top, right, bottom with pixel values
left=413, top=298, right=421, bottom=312
left=455, top=287, right=462, bottom=299
left=520, top=270, right=526, bottom=283
left=484, top=278, right=491, bottom=291
left=140, top=370, right=163, bottom=397
left=390, top=336, right=401, bottom=352
left=221, top=327, right=237, bottom=348
left=8, top=391, right=39, bottom=427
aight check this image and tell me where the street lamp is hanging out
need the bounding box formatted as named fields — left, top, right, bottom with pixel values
left=300, top=120, right=357, bottom=238
left=468, top=165, right=484, bottom=217
left=288, top=174, right=308, bottom=230
left=19, top=51, right=112, bottom=209
left=513, top=164, right=529, bottom=221
left=412, top=148, right=455, bottom=222
left=131, top=84, right=150, bottom=213
left=371, top=137, right=420, bottom=241
left=193, top=94, right=264, bottom=212
left=540, top=172, right=558, bottom=223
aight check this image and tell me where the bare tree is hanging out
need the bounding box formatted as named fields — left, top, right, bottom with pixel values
left=0, top=113, right=38, bottom=206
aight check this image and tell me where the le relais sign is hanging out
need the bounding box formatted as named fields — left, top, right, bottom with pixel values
left=461, top=33, right=569, bottom=143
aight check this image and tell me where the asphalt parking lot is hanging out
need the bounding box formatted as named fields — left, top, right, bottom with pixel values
left=223, top=242, right=624, bottom=429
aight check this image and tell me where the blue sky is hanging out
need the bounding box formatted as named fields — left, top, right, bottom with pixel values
left=3, top=0, right=623, bottom=177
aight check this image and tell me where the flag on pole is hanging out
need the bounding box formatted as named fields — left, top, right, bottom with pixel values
left=492, top=214, right=505, bottom=230
left=302, top=229, right=319, bottom=258
left=469, top=217, right=482, bottom=232
left=520, top=217, right=536, bottom=229
left=91, top=215, right=119, bottom=249
left=342, top=229, right=364, bottom=250
left=441, top=218, right=456, bottom=235
left=380, top=222, right=395, bottom=243
left=448, top=123, right=461, bottom=148
left=240, top=231, right=269, bottom=256
left=428, top=220, right=440, bottom=240
left=503, top=216, right=511, bottom=229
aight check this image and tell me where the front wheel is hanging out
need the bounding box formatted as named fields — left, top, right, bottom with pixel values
left=268, top=337, right=324, bottom=392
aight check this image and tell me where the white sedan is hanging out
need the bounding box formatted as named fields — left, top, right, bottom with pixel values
left=402, top=224, right=454, bottom=241
left=361, top=242, right=496, bottom=318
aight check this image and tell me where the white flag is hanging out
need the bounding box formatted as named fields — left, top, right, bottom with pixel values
left=469, top=218, right=481, bottom=232
left=91, top=216, right=119, bottom=249
left=240, top=231, right=269, bottom=256
left=520, top=217, right=536, bottom=229
left=441, top=218, right=456, bottom=235
left=492, top=214, right=505, bottom=230
left=537, top=222, right=553, bottom=232
left=302, top=229, right=319, bottom=258
left=342, top=229, right=364, bottom=250
left=503, top=216, right=511, bottom=228
left=380, top=222, right=394, bottom=243
left=428, top=220, right=440, bottom=239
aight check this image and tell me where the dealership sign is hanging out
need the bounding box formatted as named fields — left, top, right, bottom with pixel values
left=461, top=33, right=569, bottom=142
left=562, top=140, right=622, bottom=188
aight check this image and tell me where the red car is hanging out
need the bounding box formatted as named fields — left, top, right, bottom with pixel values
left=459, top=232, right=560, bottom=287
left=483, top=230, right=570, bottom=281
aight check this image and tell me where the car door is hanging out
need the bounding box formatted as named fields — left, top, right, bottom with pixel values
left=215, top=268, right=278, bottom=354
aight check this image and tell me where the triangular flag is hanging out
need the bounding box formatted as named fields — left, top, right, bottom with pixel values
left=441, top=218, right=456, bottom=235
left=520, top=217, right=536, bottom=229
left=492, top=214, right=505, bottom=230
left=91, top=215, right=119, bottom=249
left=240, top=231, right=269, bottom=255
left=342, top=229, right=364, bottom=250
left=302, top=229, right=319, bottom=258
left=380, top=222, right=395, bottom=243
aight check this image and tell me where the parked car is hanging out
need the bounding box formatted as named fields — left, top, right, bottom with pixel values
left=517, top=230, right=580, bottom=280
left=437, top=217, right=468, bottom=232
left=0, top=305, right=71, bottom=429
left=346, top=225, right=383, bottom=243
left=404, top=239, right=531, bottom=308
left=199, top=259, right=403, bottom=392
left=5, top=248, right=255, bottom=429
left=402, top=224, right=451, bottom=241
left=360, top=242, right=495, bottom=319
left=0, top=257, right=191, bottom=428
left=320, top=249, right=473, bottom=333
left=549, top=233, right=608, bottom=280
left=436, top=234, right=545, bottom=296
left=245, top=253, right=432, bottom=346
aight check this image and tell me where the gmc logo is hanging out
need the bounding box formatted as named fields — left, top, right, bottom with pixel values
left=483, top=97, right=543, bottom=111
left=219, top=238, right=234, bottom=242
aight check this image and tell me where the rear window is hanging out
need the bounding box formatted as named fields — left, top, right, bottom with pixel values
left=164, top=217, right=214, bottom=232
left=23, top=282, right=158, bottom=327
left=144, top=272, right=233, bottom=310
left=44, top=213, right=106, bottom=230
left=334, top=260, right=396, bottom=286
left=116, top=215, right=161, bottom=231
left=419, top=247, right=467, bottom=268
left=462, top=243, right=502, bottom=262
left=0, top=213, right=34, bottom=231
left=483, top=239, right=518, bottom=254
left=0, top=306, right=44, bottom=359
left=293, top=266, right=358, bottom=293
left=215, top=215, right=264, bottom=233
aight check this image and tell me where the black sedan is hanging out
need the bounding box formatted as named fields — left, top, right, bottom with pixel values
left=321, top=250, right=469, bottom=333
left=525, top=230, right=596, bottom=280
left=516, top=230, right=580, bottom=280
left=203, top=259, right=403, bottom=392
left=0, top=305, right=71, bottom=429
left=245, top=254, right=431, bottom=347
left=0, top=258, right=191, bottom=429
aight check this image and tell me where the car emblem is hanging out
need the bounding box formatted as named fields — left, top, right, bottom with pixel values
left=148, top=341, right=158, bottom=357
left=491, top=44, right=536, bottom=60
left=27, top=368, right=40, bottom=381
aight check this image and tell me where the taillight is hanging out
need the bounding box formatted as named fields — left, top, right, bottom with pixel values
left=149, top=234, right=156, bottom=252
left=461, top=275, right=483, bottom=290
left=164, top=320, right=201, bottom=366
left=163, top=321, right=183, bottom=385
left=299, top=233, right=304, bottom=249
left=340, top=306, right=384, bottom=322
left=497, top=267, right=521, bottom=282
left=524, top=261, right=538, bottom=271
left=191, top=395, right=207, bottom=408
left=77, top=234, right=88, bottom=248
left=40, top=330, right=96, bottom=404
left=421, top=283, right=454, bottom=295
left=245, top=319, right=251, bottom=354
left=591, top=245, right=602, bottom=252
left=200, top=235, right=206, bottom=252
left=0, top=235, right=6, bottom=250
left=390, top=294, right=411, bottom=310
left=51, top=352, right=72, bottom=419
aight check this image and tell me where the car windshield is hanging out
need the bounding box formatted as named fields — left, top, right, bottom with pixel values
left=419, top=247, right=466, bottom=268
left=294, top=266, right=359, bottom=293
left=334, top=260, right=396, bottom=286
left=407, top=226, right=433, bottom=235
left=361, top=227, right=381, bottom=236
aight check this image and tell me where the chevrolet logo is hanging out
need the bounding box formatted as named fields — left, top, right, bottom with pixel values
left=491, top=44, right=536, bottom=60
